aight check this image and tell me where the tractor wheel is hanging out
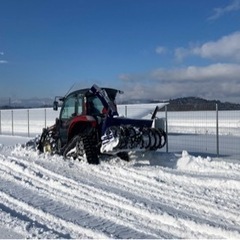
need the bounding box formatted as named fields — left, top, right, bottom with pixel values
left=63, top=135, right=100, bottom=165
left=41, top=130, right=59, bottom=155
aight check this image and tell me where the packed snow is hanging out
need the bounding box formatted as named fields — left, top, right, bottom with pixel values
left=0, top=135, right=240, bottom=239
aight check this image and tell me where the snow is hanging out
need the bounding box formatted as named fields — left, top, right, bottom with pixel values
left=0, top=135, right=240, bottom=238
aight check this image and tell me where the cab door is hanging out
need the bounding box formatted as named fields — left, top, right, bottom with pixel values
left=59, top=93, right=83, bottom=144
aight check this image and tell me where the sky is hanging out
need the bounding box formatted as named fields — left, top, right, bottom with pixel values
left=1, top=0, right=240, bottom=103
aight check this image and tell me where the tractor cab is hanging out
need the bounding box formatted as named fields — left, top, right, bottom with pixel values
left=54, top=87, right=121, bottom=116
left=52, top=87, right=122, bottom=147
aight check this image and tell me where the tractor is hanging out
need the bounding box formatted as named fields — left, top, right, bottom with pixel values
left=37, top=84, right=167, bottom=164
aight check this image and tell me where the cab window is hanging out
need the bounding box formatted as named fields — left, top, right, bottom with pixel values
left=87, top=96, right=104, bottom=115
left=60, top=95, right=82, bottom=119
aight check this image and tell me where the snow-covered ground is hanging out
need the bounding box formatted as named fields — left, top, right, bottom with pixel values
left=0, top=135, right=240, bottom=239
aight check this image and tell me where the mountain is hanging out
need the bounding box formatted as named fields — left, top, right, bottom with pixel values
left=166, top=97, right=240, bottom=111
left=1, top=96, right=240, bottom=111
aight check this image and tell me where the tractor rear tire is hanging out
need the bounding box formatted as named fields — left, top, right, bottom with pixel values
left=63, top=135, right=99, bottom=165
left=82, top=135, right=99, bottom=164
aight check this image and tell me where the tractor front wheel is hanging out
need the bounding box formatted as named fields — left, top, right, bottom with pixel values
left=39, top=129, right=59, bottom=155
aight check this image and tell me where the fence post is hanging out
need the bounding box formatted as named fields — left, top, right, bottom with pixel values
left=216, top=103, right=219, bottom=157
left=165, top=105, right=168, bottom=153
left=125, top=105, right=127, bottom=117
left=0, top=110, right=1, bottom=135
left=27, top=109, right=30, bottom=137
left=44, top=108, right=47, bottom=128
left=11, top=110, right=14, bottom=136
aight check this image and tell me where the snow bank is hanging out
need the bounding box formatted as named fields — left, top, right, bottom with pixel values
left=176, top=150, right=212, bottom=170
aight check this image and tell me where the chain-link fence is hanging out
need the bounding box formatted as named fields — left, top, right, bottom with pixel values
left=157, top=104, right=240, bottom=159
left=0, top=108, right=59, bottom=137
left=0, top=104, right=239, bottom=159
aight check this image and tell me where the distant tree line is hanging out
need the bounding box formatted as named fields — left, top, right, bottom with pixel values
left=0, top=104, right=52, bottom=110
left=163, top=97, right=240, bottom=111
left=1, top=96, right=240, bottom=111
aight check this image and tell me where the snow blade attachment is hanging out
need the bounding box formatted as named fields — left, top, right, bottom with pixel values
left=100, top=119, right=166, bottom=153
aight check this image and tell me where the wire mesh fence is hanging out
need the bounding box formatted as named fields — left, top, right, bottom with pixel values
left=160, top=104, right=240, bottom=159
left=0, top=108, right=59, bottom=137
left=0, top=104, right=239, bottom=159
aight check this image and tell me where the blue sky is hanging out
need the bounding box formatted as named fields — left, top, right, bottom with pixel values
left=1, top=0, right=240, bottom=103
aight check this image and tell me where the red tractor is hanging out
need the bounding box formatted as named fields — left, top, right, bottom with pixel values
left=38, top=84, right=166, bottom=164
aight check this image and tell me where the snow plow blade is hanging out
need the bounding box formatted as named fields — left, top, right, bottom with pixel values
left=100, top=117, right=166, bottom=153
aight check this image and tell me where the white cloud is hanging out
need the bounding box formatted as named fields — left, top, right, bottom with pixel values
left=151, top=63, right=240, bottom=82
left=155, top=46, right=167, bottom=55
left=192, top=32, right=240, bottom=61
left=208, top=0, right=240, bottom=20
left=174, top=32, right=240, bottom=62
left=120, top=32, right=240, bottom=103
left=119, top=63, right=240, bottom=103
left=0, top=51, right=7, bottom=63
left=0, top=60, right=8, bottom=64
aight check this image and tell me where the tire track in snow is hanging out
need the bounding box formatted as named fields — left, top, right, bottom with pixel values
left=0, top=200, right=70, bottom=239
left=3, top=153, right=227, bottom=239
left=21, top=156, right=240, bottom=237
left=35, top=158, right=240, bottom=238
left=77, top=161, right=240, bottom=237
left=126, top=160, right=240, bottom=207
left=4, top=155, right=211, bottom=239
left=2, top=150, right=240, bottom=239
left=9, top=153, right=240, bottom=238
left=0, top=155, right=174, bottom=238
left=87, top=163, right=240, bottom=220
left=124, top=163, right=240, bottom=218
left=0, top=162, right=111, bottom=239
left=124, top=164, right=240, bottom=216
left=0, top=191, right=107, bottom=239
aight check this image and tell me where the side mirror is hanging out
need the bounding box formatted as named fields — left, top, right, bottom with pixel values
left=53, top=101, right=58, bottom=111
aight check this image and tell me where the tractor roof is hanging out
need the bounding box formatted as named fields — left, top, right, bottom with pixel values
left=62, top=87, right=123, bottom=101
